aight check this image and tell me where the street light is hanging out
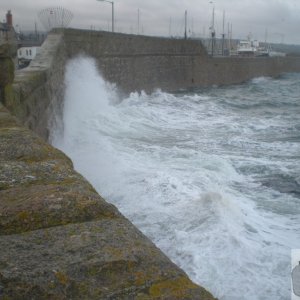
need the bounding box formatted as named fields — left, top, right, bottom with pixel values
left=97, top=0, right=114, bottom=33
left=209, top=0, right=215, bottom=56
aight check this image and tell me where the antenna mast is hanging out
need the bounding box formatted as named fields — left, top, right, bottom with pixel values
left=137, top=8, right=140, bottom=34
left=184, top=10, right=187, bottom=39
left=221, top=10, right=225, bottom=56
left=210, top=4, right=215, bottom=56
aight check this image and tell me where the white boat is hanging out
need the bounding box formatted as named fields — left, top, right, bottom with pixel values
left=237, top=39, right=286, bottom=57
left=237, top=40, right=259, bottom=56
left=268, top=50, right=286, bottom=57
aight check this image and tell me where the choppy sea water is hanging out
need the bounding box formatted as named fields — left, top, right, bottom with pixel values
left=51, top=57, right=300, bottom=300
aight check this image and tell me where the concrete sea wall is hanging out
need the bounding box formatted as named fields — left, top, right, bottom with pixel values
left=63, top=29, right=208, bottom=93
left=1, top=28, right=300, bottom=299
left=64, top=28, right=300, bottom=93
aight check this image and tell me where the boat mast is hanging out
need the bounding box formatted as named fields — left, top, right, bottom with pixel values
left=210, top=4, right=215, bottom=56
left=137, top=8, right=140, bottom=35
left=228, top=22, right=232, bottom=54
left=184, top=10, right=187, bottom=39
left=221, top=10, right=225, bottom=56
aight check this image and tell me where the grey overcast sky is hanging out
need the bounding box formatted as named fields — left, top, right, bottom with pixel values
left=1, top=0, right=300, bottom=44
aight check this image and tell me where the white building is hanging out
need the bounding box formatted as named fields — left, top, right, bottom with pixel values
left=17, top=46, right=40, bottom=67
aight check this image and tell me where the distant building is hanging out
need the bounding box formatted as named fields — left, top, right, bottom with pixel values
left=0, top=10, right=45, bottom=67
left=17, top=46, right=41, bottom=68
left=0, top=10, right=18, bottom=61
left=0, top=10, right=17, bottom=46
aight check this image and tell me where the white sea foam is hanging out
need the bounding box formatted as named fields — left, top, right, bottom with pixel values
left=52, top=57, right=300, bottom=300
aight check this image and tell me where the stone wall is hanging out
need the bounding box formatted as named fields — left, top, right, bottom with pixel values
left=63, top=28, right=300, bottom=94
left=196, top=56, right=300, bottom=86
left=3, top=33, right=66, bottom=140
left=63, top=29, right=208, bottom=93
left=0, top=29, right=17, bottom=57
left=0, top=44, right=14, bottom=104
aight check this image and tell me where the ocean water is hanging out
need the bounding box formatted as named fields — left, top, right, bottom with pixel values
left=51, top=57, right=300, bottom=300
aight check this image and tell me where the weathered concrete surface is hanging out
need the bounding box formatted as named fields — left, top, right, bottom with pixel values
left=0, top=103, right=215, bottom=299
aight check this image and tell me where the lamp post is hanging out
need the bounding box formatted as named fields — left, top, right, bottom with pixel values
left=97, top=0, right=114, bottom=32
left=184, top=10, right=187, bottom=40
left=209, top=1, right=215, bottom=56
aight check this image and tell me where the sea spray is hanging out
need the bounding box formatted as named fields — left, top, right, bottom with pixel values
left=52, top=57, right=300, bottom=300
